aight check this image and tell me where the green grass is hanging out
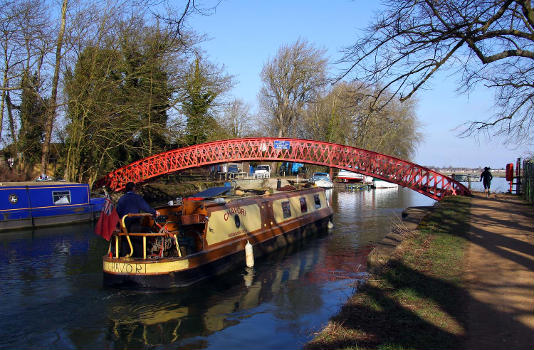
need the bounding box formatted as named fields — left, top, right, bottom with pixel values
left=305, top=196, right=471, bottom=350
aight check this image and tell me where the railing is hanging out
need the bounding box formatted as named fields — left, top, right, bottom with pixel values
left=522, top=160, right=534, bottom=203
left=109, top=213, right=181, bottom=259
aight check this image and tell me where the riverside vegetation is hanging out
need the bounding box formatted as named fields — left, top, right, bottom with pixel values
left=306, top=196, right=472, bottom=350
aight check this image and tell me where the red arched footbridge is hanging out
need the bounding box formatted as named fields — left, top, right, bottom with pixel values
left=95, top=137, right=470, bottom=201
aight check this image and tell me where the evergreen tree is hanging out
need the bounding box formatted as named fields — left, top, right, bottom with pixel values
left=182, top=56, right=233, bottom=145
left=19, top=70, right=45, bottom=173
left=64, top=45, right=128, bottom=182
left=120, top=28, right=171, bottom=158
left=183, top=58, right=217, bottom=145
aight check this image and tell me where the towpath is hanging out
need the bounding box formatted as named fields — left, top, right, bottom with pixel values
left=464, top=193, right=534, bottom=349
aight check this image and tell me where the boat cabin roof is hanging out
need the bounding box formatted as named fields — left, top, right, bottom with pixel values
left=0, top=181, right=83, bottom=188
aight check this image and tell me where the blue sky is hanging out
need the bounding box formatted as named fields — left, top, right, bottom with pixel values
left=189, top=0, right=530, bottom=168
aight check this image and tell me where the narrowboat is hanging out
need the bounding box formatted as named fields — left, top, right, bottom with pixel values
left=0, top=182, right=105, bottom=231
left=103, top=187, right=333, bottom=288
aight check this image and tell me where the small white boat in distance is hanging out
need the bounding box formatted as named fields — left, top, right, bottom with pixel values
left=337, top=169, right=365, bottom=183
left=373, top=178, right=399, bottom=189
left=310, top=172, right=334, bottom=189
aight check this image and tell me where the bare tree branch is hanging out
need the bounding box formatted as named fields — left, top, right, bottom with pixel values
left=339, top=0, right=534, bottom=142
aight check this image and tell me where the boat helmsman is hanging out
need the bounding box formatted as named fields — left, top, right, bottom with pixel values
left=116, top=182, right=157, bottom=232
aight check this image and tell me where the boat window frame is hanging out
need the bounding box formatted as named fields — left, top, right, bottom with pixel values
left=281, top=200, right=291, bottom=218
left=52, top=190, right=72, bottom=205
left=300, top=197, right=308, bottom=213
left=314, top=194, right=321, bottom=209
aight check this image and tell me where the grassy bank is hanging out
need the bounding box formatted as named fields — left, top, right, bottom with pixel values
left=306, top=196, right=472, bottom=350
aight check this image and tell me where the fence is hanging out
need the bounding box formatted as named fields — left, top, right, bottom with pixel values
left=522, top=160, right=534, bottom=203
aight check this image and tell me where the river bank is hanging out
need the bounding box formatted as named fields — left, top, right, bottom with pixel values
left=305, top=193, right=534, bottom=350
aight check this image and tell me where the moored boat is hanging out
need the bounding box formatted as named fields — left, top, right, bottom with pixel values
left=0, top=182, right=105, bottom=231
left=103, top=187, right=333, bottom=288
left=372, top=178, right=399, bottom=189
left=337, top=169, right=365, bottom=183
left=309, top=172, right=334, bottom=188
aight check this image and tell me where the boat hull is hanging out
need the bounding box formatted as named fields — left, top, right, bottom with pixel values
left=313, top=180, right=333, bottom=188
left=373, top=179, right=399, bottom=189
left=103, top=214, right=331, bottom=288
left=0, top=182, right=104, bottom=232
left=337, top=177, right=363, bottom=183
left=0, top=212, right=96, bottom=231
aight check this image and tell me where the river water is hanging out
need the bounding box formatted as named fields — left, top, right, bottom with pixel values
left=0, top=187, right=434, bottom=349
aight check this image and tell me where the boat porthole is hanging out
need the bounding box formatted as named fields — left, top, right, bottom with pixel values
left=8, top=194, right=18, bottom=204
left=234, top=214, right=241, bottom=228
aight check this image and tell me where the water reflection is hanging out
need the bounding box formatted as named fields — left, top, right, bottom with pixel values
left=105, top=240, right=333, bottom=348
left=0, top=188, right=434, bottom=349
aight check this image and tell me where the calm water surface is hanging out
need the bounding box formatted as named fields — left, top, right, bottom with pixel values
left=0, top=188, right=434, bottom=349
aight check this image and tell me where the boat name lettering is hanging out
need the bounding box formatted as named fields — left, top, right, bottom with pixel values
left=223, top=207, right=246, bottom=221
left=109, top=262, right=146, bottom=274
left=228, top=230, right=245, bottom=238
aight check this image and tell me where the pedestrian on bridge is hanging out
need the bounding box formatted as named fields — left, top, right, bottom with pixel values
left=480, top=167, right=493, bottom=197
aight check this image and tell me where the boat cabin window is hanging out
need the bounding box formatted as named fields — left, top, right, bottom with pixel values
left=53, top=191, right=71, bottom=205
left=314, top=194, right=321, bottom=209
left=282, top=201, right=291, bottom=218
left=300, top=197, right=308, bottom=213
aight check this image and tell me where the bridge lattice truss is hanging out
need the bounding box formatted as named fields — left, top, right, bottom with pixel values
left=96, top=137, right=470, bottom=201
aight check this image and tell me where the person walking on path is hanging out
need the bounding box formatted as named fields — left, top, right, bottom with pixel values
left=480, top=167, right=493, bottom=197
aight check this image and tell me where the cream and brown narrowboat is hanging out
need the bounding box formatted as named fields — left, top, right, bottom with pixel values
left=103, top=187, right=333, bottom=288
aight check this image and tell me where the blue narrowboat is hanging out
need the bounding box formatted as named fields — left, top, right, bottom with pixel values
left=0, top=182, right=105, bottom=231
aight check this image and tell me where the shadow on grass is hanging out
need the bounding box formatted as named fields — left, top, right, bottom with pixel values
left=306, top=259, right=533, bottom=350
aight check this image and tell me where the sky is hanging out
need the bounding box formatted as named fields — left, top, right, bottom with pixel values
left=188, top=0, right=531, bottom=169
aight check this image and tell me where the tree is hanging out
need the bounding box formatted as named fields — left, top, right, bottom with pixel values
left=62, top=15, right=194, bottom=184
left=41, top=0, right=68, bottom=175
left=63, top=45, right=125, bottom=183
left=259, top=39, right=328, bottom=137
left=119, top=25, right=173, bottom=158
left=298, top=83, right=363, bottom=145
left=19, top=70, right=45, bottom=172
left=0, top=0, right=49, bottom=153
left=299, top=82, right=420, bottom=159
left=216, top=98, right=253, bottom=138
left=182, top=56, right=233, bottom=145
left=339, top=0, right=534, bottom=142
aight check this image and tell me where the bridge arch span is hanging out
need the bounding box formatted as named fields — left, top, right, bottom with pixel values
left=95, top=137, right=470, bottom=201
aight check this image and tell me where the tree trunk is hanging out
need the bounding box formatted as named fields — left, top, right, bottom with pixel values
left=0, top=90, right=5, bottom=146
left=6, top=92, right=19, bottom=158
left=0, top=55, right=9, bottom=147
left=41, top=0, right=68, bottom=176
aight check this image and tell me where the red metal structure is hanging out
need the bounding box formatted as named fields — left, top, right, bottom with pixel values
left=95, top=137, right=470, bottom=200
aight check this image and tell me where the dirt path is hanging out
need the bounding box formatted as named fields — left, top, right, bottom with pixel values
left=464, top=193, right=534, bottom=350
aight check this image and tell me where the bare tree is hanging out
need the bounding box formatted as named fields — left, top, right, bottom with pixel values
left=259, top=39, right=328, bottom=137
left=40, top=0, right=68, bottom=175
left=0, top=0, right=50, bottom=169
left=339, top=0, right=534, bottom=142
left=216, top=98, right=253, bottom=138
left=299, top=82, right=421, bottom=159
